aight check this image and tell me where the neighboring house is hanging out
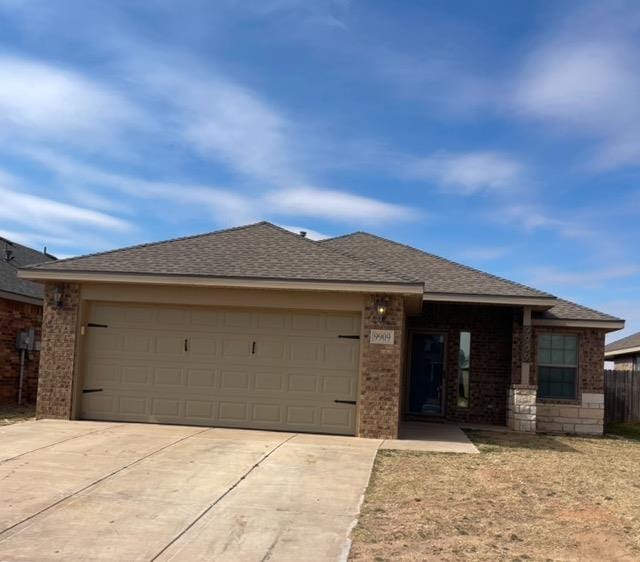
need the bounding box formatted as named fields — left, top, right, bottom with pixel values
left=0, top=238, right=56, bottom=404
left=19, top=222, right=623, bottom=437
left=605, top=331, right=640, bottom=371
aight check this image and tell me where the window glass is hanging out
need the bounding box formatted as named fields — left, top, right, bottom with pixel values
left=458, top=331, right=471, bottom=408
left=537, top=334, right=578, bottom=399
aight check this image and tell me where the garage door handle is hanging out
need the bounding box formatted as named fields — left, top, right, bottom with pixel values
left=82, top=388, right=103, bottom=394
left=334, top=400, right=356, bottom=405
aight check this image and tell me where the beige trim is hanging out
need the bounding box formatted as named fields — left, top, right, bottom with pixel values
left=18, top=270, right=424, bottom=295
left=605, top=345, right=640, bottom=358
left=533, top=319, right=624, bottom=331
left=423, top=292, right=557, bottom=307
left=0, top=289, right=43, bottom=306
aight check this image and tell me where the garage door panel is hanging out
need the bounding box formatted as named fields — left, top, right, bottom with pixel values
left=81, top=304, right=360, bottom=435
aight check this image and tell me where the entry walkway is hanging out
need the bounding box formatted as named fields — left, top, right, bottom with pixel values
left=382, top=422, right=480, bottom=453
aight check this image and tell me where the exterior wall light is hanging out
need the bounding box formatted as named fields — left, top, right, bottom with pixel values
left=374, top=297, right=389, bottom=321
left=52, top=285, right=65, bottom=309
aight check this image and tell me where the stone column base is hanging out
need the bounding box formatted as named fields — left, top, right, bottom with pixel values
left=507, top=385, right=537, bottom=433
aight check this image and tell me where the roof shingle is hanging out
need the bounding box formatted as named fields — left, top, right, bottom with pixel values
left=321, top=232, right=552, bottom=298
left=25, top=222, right=419, bottom=286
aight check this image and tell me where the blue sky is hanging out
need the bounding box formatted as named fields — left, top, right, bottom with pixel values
left=0, top=0, right=638, bottom=339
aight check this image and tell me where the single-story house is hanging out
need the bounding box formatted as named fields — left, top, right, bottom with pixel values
left=605, top=331, right=640, bottom=371
left=19, top=222, right=624, bottom=438
left=1, top=238, right=55, bottom=404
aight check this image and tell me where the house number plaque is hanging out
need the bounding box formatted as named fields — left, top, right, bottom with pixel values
left=370, top=329, right=395, bottom=345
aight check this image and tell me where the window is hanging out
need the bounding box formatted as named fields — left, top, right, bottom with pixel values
left=537, top=334, right=578, bottom=399
left=458, top=331, right=471, bottom=408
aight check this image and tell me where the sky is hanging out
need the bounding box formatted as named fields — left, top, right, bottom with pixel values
left=0, top=0, right=638, bottom=340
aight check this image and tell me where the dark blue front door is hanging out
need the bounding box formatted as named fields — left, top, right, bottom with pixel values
left=408, top=333, right=445, bottom=415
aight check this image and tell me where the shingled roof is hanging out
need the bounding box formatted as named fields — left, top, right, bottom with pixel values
left=21, top=222, right=623, bottom=325
left=605, top=331, right=640, bottom=355
left=321, top=232, right=552, bottom=299
left=0, top=238, right=55, bottom=301
left=23, top=222, right=420, bottom=287
left=321, top=232, right=622, bottom=324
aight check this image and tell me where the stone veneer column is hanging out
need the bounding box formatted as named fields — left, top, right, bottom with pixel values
left=36, top=283, right=81, bottom=419
left=507, top=385, right=537, bottom=432
left=357, top=294, right=405, bottom=439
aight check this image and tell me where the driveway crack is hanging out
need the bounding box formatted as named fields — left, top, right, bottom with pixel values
left=151, top=432, right=298, bottom=561
left=0, top=426, right=212, bottom=539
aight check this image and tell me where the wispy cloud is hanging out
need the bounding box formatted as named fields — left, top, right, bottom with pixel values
left=511, top=1, right=640, bottom=169
left=528, top=265, right=640, bottom=290
left=0, top=53, right=147, bottom=148
left=403, top=151, right=524, bottom=195
left=264, top=186, right=417, bottom=223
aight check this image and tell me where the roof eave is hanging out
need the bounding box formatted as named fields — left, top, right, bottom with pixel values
left=17, top=269, right=425, bottom=295
left=0, top=289, right=43, bottom=306
left=423, top=291, right=557, bottom=308
left=533, top=318, right=625, bottom=332
left=605, top=344, right=640, bottom=358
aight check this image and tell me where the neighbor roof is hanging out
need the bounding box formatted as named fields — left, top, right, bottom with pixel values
left=22, top=222, right=419, bottom=287
left=321, top=232, right=552, bottom=299
left=0, top=238, right=55, bottom=301
left=605, top=331, right=640, bottom=355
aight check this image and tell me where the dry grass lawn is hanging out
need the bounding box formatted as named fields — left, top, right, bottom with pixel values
left=350, top=431, right=640, bottom=561
left=0, top=404, right=35, bottom=426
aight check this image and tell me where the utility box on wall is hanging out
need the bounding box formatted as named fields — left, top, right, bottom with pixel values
left=16, top=328, right=39, bottom=352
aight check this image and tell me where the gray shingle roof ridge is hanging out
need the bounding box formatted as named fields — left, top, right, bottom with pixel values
left=605, top=330, right=640, bottom=351
left=323, top=231, right=556, bottom=299
left=254, top=223, right=422, bottom=284
left=551, top=297, right=623, bottom=322
left=25, top=221, right=273, bottom=270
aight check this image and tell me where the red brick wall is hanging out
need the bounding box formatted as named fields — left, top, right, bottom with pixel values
left=407, top=303, right=515, bottom=425
left=0, top=297, right=43, bottom=404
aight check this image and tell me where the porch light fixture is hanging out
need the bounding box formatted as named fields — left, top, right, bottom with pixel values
left=52, top=285, right=65, bottom=309
left=374, top=297, right=389, bottom=321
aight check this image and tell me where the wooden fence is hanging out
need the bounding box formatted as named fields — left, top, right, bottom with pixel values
left=604, top=370, right=640, bottom=423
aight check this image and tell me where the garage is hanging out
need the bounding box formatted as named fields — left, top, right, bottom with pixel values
left=79, top=302, right=361, bottom=435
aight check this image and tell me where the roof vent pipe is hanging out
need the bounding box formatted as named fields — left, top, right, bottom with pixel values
left=299, top=231, right=307, bottom=238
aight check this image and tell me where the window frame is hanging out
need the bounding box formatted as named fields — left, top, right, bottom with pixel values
left=536, top=332, right=580, bottom=402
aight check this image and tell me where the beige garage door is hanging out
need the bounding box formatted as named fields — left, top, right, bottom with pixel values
left=80, top=303, right=361, bottom=435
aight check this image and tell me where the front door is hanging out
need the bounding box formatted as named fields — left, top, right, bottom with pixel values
left=408, top=333, right=445, bottom=415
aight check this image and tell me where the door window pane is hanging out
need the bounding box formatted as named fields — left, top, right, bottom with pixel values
left=458, top=331, right=470, bottom=408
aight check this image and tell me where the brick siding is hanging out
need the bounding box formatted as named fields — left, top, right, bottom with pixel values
left=0, top=297, right=43, bottom=404
left=357, top=294, right=405, bottom=439
left=36, top=283, right=80, bottom=419
left=407, top=303, right=515, bottom=425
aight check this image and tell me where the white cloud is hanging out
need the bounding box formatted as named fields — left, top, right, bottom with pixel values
left=512, top=2, right=640, bottom=169
left=0, top=54, right=147, bottom=146
left=17, top=149, right=417, bottom=228
left=279, top=225, right=329, bottom=240
left=265, top=186, right=417, bottom=223
left=0, top=185, right=131, bottom=236
left=404, top=151, right=523, bottom=194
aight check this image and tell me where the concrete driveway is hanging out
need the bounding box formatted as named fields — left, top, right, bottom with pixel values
left=0, top=420, right=381, bottom=561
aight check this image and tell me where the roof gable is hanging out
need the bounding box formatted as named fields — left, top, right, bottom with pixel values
left=25, top=222, right=419, bottom=286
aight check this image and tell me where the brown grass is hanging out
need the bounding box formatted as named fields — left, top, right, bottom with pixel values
left=350, top=431, right=640, bottom=562
left=0, top=404, right=35, bottom=426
